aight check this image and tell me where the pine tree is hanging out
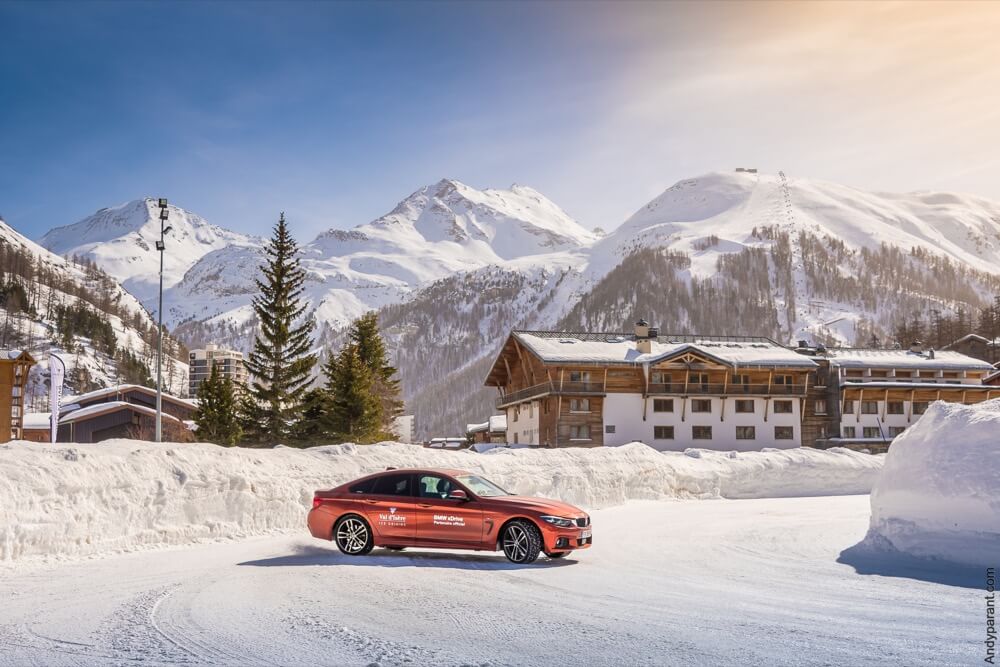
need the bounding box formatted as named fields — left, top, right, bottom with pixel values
left=326, top=344, right=381, bottom=443
left=244, top=213, right=317, bottom=443
left=193, top=364, right=243, bottom=446
left=347, top=312, right=403, bottom=430
left=292, top=386, right=333, bottom=444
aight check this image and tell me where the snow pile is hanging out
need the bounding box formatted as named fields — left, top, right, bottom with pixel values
left=864, top=399, right=1000, bottom=567
left=0, top=439, right=881, bottom=564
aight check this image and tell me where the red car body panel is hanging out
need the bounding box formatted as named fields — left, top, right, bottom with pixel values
left=308, top=468, right=592, bottom=556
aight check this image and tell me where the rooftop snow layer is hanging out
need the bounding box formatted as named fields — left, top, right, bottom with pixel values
left=58, top=401, right=181, bottom=424
left=514, top=332, right=818, bottom=368
left=825, top=348, right=993, bottom=370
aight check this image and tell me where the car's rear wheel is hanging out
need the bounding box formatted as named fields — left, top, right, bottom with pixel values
left=501, top=519, right=541, bottom=564
left=546, top=551, right=570, bottom=559
left=334, top=515, right=373, bottom=555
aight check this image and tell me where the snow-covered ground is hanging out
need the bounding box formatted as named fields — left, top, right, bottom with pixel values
left=0, top=496, right=980, bottom=666
left=0, top=440, right=882, bottom=564
left=861, top=399, right=1000, bottom=567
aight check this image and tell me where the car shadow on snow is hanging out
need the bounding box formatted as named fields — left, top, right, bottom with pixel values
left=837, top=542, right=985, bottom=590
left=237, top=545, right=580, bottom=571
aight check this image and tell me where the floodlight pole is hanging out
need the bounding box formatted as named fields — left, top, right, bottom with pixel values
left=155, top=198, right=169, bottom=443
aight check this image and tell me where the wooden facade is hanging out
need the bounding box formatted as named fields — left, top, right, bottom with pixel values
left=0, top=350, right=35, bottom=443
left=486, top=330, right=817, bottom=450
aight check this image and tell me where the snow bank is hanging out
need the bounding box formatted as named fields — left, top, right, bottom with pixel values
left=863, top=399, right=1000, bottom=567
left=0, top=439, right=881, bottom=564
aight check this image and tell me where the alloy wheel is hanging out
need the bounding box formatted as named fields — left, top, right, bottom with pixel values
left=503, top=523, right=530, bottom=562
left=336, top=517, right=369, bottom=554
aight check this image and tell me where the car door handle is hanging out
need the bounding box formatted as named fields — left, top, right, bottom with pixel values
left=418, top=503, right=433, bottom=508
left=364, top=499, right=379, bottom=504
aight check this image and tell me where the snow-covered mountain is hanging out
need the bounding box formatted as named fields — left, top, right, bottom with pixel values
left=40, top=170, right=1000, bottom=435
left=1, top=214, right=187, bottom=406
left=40, top=198, right=261, bottom=306
left=53, top=180, right=595, bottom=345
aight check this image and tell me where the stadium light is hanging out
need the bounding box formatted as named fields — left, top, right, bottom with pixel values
left=154, top=198, right=169, bottom=443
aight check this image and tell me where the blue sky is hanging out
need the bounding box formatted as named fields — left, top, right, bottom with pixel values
left=3, top=1, right=1000, bottom=241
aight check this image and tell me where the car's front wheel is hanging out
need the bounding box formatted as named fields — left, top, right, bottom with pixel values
left=501, top=519, right=542, bottom=564
left=334, top=515, right=374, bottom=556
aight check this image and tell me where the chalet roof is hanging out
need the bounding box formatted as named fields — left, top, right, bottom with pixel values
left=509, top=331, right=818, bottom=369
left=466, top=415, right=507, bottom=434
left=62, top=384, right=196, bottom=410
left=943, top=333, right=998, bottom=349
left=58, top=401, right=182, bottom=425
left=0, top=349, right=35, bottom=362
left=823, top=348, right=993, bottom=371
left=22, top=412, right=51, bottom=429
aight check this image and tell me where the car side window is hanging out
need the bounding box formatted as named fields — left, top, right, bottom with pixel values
left=417, top=475, right=454, bottom=499
left=349, top=478, right=376, bottom=494
left=372, top=473, right=412, bottom=497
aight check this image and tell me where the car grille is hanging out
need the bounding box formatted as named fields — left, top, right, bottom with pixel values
left=576, top=517, right=590, bottom=528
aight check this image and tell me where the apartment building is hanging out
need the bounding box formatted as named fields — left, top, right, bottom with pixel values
left=188, top=344, right=248, bottom=397
left=810, top=342, right=997, bottom=451
left=0, top=350, right=35, bottom=443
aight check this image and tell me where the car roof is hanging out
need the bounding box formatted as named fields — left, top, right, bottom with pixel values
left=370, top=467, right=472, bottom=477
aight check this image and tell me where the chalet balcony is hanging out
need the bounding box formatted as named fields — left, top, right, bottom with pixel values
left=495, top=381, right=606, bottom=409
left=646, top=382, right=808, bottom=396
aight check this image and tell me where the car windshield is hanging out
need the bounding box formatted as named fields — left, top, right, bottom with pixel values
left=455, top=474, right=510, bottom=497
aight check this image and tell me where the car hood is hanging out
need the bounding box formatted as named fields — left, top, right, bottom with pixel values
left=486, top=495, right=585, bottom=517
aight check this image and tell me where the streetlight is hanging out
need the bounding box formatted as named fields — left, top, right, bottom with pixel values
left=155, top=198, right=172, bottom=442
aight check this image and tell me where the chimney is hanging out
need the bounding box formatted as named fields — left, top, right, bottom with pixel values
left=634, top=319, right=650, bottom=340
left=797, top=339, right=808, bottom=349
left=928, top=348, right=935, bottom=359
left=909, top=340, right=923, bottom=354
left=635, top=318, right=652, bottom=354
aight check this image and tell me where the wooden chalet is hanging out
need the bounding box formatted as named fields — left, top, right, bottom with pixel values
left=485, top=322, right=818, bottom=450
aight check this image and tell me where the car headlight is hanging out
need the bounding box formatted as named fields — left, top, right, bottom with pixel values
left=539, top=515, right=575, bottom=528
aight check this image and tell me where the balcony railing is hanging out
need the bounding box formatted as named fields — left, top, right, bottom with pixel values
left=648, top=382, right=808, bottom=396
left=495, top=380, right=607, bottom=409
left=497, top=380, right=809, bottom=408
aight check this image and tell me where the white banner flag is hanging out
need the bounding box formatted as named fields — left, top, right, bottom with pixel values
left=49, top=354, right=66, bottom=443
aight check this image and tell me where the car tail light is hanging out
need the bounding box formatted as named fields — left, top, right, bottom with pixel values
left=312, top=496, right=323, bottom=509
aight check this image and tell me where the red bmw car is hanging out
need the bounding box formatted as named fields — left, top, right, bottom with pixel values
left=308, top=468, right=592, bottom=564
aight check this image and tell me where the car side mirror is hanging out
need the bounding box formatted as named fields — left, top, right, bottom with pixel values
left=448, top=489, right=469, bottom=501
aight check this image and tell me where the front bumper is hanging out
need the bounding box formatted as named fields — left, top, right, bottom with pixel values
left=538, top=522, right=593, bottom=552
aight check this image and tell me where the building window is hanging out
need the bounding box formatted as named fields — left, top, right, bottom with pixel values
left=692, top=426, right=712, bottom=440
left=691, top=399, right=711, bottom=413
left=690, top=372, right=709, bottom=385
left=843, top=426, right=856, bottom=438
left=731, top=374, right=750, bottom=385
left=735, top=400, right=754, bottom=413
left=513, top=433, right=519, bottom=444
left=774, top=426, right=794, bottom=440
left=773, top=400, right=793, bottom=414
left=862, top=426, right=882, bottom=439
left=888, top=426, right=906, bottom=437
left=11, top=405, right=21, bottom=418
left=654, top=425, right=674, bottom=440
left=570, top=425, right=591, bottom=440
left=813, top=400, right=828, bottom=415
left=819, top=424, right=829, bottom=438
left=528, top=402, right=534, bottom=418
left=886, top=401, right=904, bottom=414
left=869, top=370, right=889, bottom=378
left=568, top=371, right=591, bottom=383
left=843, top=400, right=855, bottom=414
left=569, top=398, right=590, bottom=412
left=913, top=401, right=929, bottom=415
left=652, top=399, right=673, bottom=413
left=861, top=401, right=879, bottom=414
left=512, top=407, right=518, bottom=422
left=605, top=425, right=616, bottom=434
left=651, top=371, right=671, bottom=384
left=774, top=374, right=793, bottom=385
left=736, top=426, right=756, bottom=440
